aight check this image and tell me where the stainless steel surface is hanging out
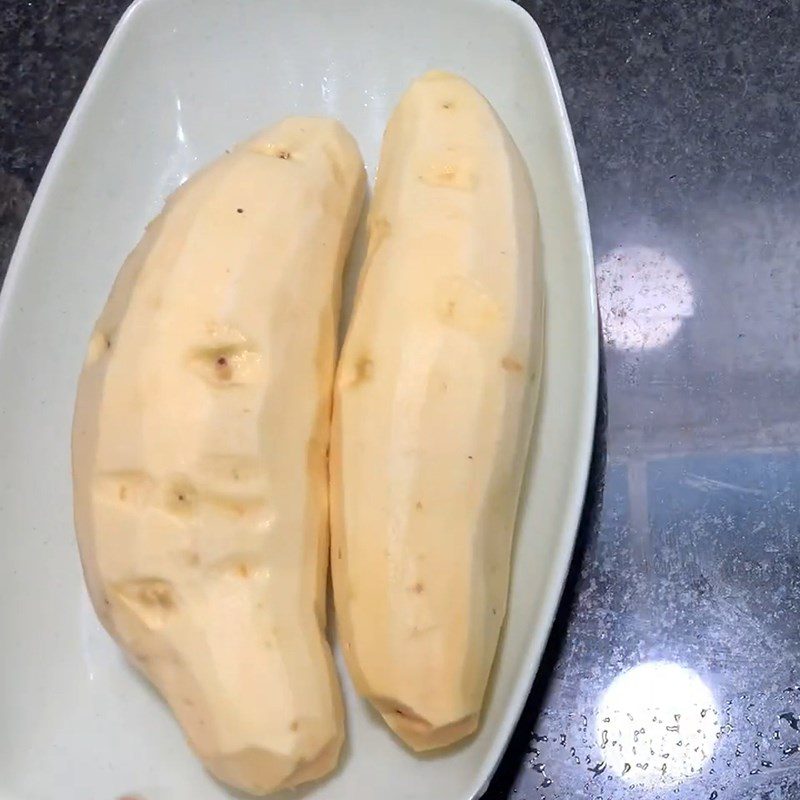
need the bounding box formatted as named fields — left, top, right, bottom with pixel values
left=1, top=2, right=799, bottom=799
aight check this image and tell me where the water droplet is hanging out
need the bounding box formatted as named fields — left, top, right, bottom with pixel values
left=709, top=791, right=718, bottom=800
left=541, top=778, right=553, bottom=788
left=761, top=759, right=773, bottom=768
left=622, top=763, right=631, bottom=775
left=779, top=711, right=800, bottom=731
left=532, top=733, right=549, bottom=742
left=559, top=733, right=566, bottom=746
left=588, top=760, right=607, bottom=776
left=532, top=762, right=545, bottom=773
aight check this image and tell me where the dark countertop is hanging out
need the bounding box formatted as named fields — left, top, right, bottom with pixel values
left=2, top=2, right=800, bottom=799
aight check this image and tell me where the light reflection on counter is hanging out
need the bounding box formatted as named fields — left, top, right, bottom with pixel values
left=596, top=661, right=719, bottom=786
left=597, top=245, right=694, bottom=351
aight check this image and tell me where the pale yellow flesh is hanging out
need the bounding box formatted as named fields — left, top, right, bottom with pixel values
left=331, top=72, right=543, bottom=751
left=72, top=118, right=365, bottom=794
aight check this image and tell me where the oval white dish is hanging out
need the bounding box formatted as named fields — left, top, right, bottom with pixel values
left=0, top=0, right=597, bottom=798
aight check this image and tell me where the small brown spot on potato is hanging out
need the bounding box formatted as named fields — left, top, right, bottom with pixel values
left=420, top=157, right=476, bottom=190
left=501, top=356, right=523, bottom=373
left=412, top=582, right=424, bottom=594
left=442, top=101, right=453, bottom=109
left=212, top=555, right=267, bottom=580
left=247, top=140, right=300, bottom=161
left=290, top=720, right=299, bottom=732
left=349, top=355, right=374, bottom=386
left=164, top=479, right=197, bottom=516
left=116, top=579, right=177, bottom=629
left=142, top=584, right=173, bottom=609
left=436, top=275, right=501, bottom=332
left=85, top=329, right=112, bottom=365
left=215, top=356, right=232, bottom=381
left=415, top=500, right=423, bottom=510
left=367, top=216, right=392, bottom=257
left=94, top=471, right=153, bottom=507
left=337, top=546, right=342, bottom=560
left=188, top=341, right=263, bottom=387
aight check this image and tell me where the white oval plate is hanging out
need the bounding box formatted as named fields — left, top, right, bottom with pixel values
left=0, top=0, right=597, bottom=798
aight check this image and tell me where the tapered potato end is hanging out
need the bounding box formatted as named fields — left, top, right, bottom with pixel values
left=374, top=698, right=479, bottom=752
left=204, top=729, right=343, bottom=795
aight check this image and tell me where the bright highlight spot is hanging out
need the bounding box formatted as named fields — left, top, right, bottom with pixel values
left=597, top=661, right=718, bottom=786
left=597, top=245, right=694, bottom=351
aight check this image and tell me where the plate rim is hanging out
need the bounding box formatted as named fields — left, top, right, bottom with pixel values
left=467, top=1, right=598, bottom=795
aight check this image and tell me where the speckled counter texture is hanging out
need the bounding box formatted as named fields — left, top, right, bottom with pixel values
left=3, top=2, right=800, bottom=799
